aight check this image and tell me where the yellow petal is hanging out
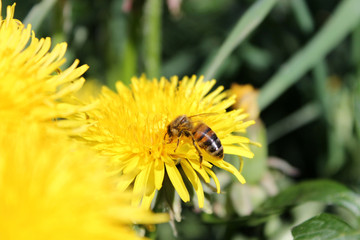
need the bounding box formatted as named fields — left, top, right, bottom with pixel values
left=145, top=161, right=156, bottom=196
left=239, top=156, right=244, bottom=173
left=122, top=155, right=140, bottom=174
left=203, top=85, right=224, bottom=103
left=141, top=189, right=156, bottom=210
left=155, top=158, right=165, bottom=190
left=204, top=167, right=221, bottom=194
left=235, top=120, right=255, bottom=130
left=212, top=161, right=246, bottom=184
left=224, top=145, right=254, bottom=158
left=132, top=165, right=152, bottom=206
left=181, top=160, right=204, bottom=208
left=117, top=169, right=140, bottom=191
left=165, top=159, right=190, bottom=202
left=187, top=158, right=211, bottom=183
left=221, top=135, right=250, bottom=144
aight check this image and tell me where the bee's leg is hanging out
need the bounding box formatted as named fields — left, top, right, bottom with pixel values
left=164, top=132, right=172, bottom=144
left=174, top=138, right=180, bottom=153
left=173, top=131, right=183, bottom=153
left=191, top=136, right=203, bottom=168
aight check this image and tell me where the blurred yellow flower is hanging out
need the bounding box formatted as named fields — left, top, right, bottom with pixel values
left=0, top=2, right=88, bottom=123
left=77, top=75, right=257, bottom=209
left=75, top=79, right=102, bottom=101
left=230, top=83, right=259, bottom=120
left=0, top=120, right=168, bottom=240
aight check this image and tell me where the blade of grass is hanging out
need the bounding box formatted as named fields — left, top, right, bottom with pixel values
left=313, top=62, right=331, bottom=123
left=354, top=77, right=360, bottom=140
left=143, top=0, right=162, bottom=79
left=23, top=0, right=57, bottom=32
left=352, top=24, right=360, bottom=69
left=199, top=0, right=278, bottom=80
left=290, top=0, right=314, bottom=34
left=241, top=42, right=273, bottom=70
left=259, top=0, right=360, bottom=110
left=352, top=24, right=360, bottom=140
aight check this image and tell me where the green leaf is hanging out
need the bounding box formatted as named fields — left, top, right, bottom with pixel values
left=292, top=213, right=360, bottom=240
left=256, top=180, right=360, bottom=217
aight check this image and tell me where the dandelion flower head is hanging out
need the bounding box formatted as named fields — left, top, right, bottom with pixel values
left=0, top=120, right=168, bottom=240
left=78, top=75, right=257, bottom=209
left=0, top=2, right=88, bottom=122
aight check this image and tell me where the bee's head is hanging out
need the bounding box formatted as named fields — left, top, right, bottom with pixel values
left=166, top=115, right=191, bottom=140
left=167, top=124, right=176, bottom=138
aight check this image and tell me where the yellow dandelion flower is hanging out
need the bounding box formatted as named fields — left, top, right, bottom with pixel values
left=0, top=120, right=168, bottom=240
left=78, top=75, right=256, bottom=209
left=0, top=2, right=88, bottom=122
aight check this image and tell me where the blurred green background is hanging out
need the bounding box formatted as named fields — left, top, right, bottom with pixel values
left=4, top=0, right=360, bottom=239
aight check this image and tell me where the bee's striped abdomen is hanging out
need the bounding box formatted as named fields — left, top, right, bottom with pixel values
left=192, top=123, right=224, bottom=159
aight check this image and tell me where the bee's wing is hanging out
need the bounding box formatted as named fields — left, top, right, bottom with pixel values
left=187, top=112, right=221, bottom=125
left=188, top=112, right=221, bottom=119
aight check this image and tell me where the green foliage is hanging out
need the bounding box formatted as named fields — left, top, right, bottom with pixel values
left=292, top=213, right=360, bottom=240
left=257, top=180, right=360, bottom=216
left=202, top=180, right=360, bottom=226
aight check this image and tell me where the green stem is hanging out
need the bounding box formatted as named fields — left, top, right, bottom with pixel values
left=199, top=0, right=278, bottom=80
left=143, top=0, right=162, bottom=78
left=259, top=0, right=360, bottom=110
left=121, top=34, right=137, bottom=85
left=120, top=4, right=143, bottom=85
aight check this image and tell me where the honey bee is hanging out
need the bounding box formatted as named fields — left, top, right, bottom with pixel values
left=165, top=114, right=224, bottom=164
